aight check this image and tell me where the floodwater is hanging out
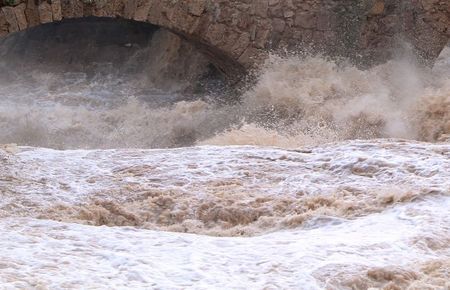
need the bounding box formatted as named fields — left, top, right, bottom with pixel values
left=0, top=18, right=449, bottom=289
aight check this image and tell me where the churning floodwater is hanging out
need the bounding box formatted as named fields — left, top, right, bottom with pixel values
left=0, top=18, right=449, bottom=289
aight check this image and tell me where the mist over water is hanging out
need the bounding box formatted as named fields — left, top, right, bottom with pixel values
left=205, top=52, right=450, bottom=147
left=0, top=18, right=448, bottom=149
left=0, top=18, right=231, bottom=148
left=0, top=17, right=449, bottom=290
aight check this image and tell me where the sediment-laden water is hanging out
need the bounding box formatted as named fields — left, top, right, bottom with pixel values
left=0, top=19, right=449, bottom=289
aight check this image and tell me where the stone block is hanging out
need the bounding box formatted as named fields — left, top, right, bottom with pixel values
left=253, top=0, right=268, bottom=18
left=24, top=0, right=39, bottom=27
left=269, top=0, right=280, bottom=6
left=13, top=3, right=27, bottom=30
left=295, top=12, right=316, bottom=28
left=124, top=0, right=136, bottom=19
left=272, top=18, right=285, bottom=32
left=1, top=6, right=18, bottom=33
left=369, top=0, right=385, bottom=15
left=205, top=23, right=227, bottom=46
left=255, top=26, right=271, bottom=48
left=61, top=0, right=83, bottom=18
left=188, top=0, right=205, bottom=16
left=38, top=2, right=53, bottom=24
left=231, top=32, right=251, bottom=57
left=134, top=0, right=152, bottom=21
left=51, top=0, right=62, bottom=21
left=0, top=10, right=9, bottom=36
left=268, top=4, right=283, bottom=18
left=283, top=10, right=294, bottom=18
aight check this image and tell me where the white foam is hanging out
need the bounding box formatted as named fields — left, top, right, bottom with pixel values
left=1, top=140, right=449, bottom=288
left=0, top=195, right=448, bottom=289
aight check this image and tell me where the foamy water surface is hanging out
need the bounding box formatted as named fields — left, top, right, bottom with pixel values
left=0, top=21, right=449, bottom=289
left=1, top=140, right=449, bottom=289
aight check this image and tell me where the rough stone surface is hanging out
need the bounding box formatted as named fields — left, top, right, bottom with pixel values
left=0, top=10, right=8, bottom=36
left=1, top=6, right=18, bottom=33
left=13, top=3, right=27, bottom=30
left=38, top=2, right=53, bottom=24
left=0, top=0, right=448, bottom=77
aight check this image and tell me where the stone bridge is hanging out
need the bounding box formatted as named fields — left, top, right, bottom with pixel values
left=0, top=0, right=448, bottom=77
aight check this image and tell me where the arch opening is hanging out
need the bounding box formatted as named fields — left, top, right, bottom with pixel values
left=0, top=16, right=229, bottom=95
left=0, top=16, right=240, bottom=149
left=0, top=11, right=448, bottom=150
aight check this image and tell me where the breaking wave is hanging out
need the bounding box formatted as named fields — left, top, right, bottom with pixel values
left=1, top=39, right=448, bottom=149
left=203, top=51, right=450, bottom=147
left=0, top=17, right=449, bottom=289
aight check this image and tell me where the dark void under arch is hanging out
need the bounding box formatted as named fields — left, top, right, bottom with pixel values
left=0, top=0, right=448, bottom=74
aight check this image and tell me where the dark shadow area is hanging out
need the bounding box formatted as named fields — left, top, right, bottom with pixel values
left=0, top=17, right=242, bottom=149
left=0, top=17, right=229, bottom=101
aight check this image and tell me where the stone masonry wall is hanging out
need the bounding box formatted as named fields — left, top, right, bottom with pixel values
left=0, top=0, right=448, bottom=77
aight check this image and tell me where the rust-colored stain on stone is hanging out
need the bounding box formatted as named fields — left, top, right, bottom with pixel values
left=370, top=1, right=385, bottom=15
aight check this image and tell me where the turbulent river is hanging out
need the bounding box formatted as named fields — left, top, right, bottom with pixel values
left=0, top=19, right=449, bottom=289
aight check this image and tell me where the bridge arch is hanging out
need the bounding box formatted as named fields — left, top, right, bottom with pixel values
left=0, top=0, right=448, bottom=78
left=0, top=0, right=250, bottom=79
